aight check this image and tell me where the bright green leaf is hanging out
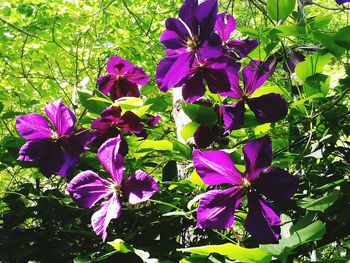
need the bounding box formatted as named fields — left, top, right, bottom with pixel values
left=267, top=0, right=296, bottom=21
left=180, top=122, right=200, bottom=140
left=297, top=190, right=340, bottom=212
left=182, top=103, right=218, bottom=127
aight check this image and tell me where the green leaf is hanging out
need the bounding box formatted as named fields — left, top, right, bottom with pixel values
left=312, top=32, right=346, bottom=59
left=171, top=139, right=193, bottom=160
left=295, top=51, right=333, bottom=81
left=180, top=122, right=200, bottom=140
left=183, top=103, right=218, bottom=127
left=308, top=14, right=332, bottom=30
left=297, top=190, right=340, bottom=212
left=178, top=243, right=272, bottom=263
left=260, top=220, right=326, bottom=257
left=304, top=73, right=330, bottom=96
left=267, top=0, right=296, bottom=21
left=108, top=239, right=155, bottom=263
left=78, top=91, right=108, bottom=115
left=138, top=140, right=173, bottom=151
left=334, top=26, right=350, bottom=50
left=269, top=25, right=306, bottom=39
left=73, top=256, right=92, bottom=263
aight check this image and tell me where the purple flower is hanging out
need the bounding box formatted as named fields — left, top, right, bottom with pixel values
left=156, top=0, right=222, bottom=93
left=215, top=12, right=259, bottom=60
left=66, top=136, right=159, bottom=241
left=97, top=56, right=149, bottom=101
left=181, top=56, right=241, bottom=103
left=16, top=99, right=94, bottom=177
left=336, top=0, right=350, bottom=5
left=222, top=60, right=288, bottom=131
left=282, top=51, right=305, bottom=73
left=91, top=106, right=144, bottom=150
left=193, top=135, right=298, bottom=243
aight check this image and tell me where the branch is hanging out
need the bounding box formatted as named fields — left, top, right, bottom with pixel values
left=0, top=17, right=39, bottom=38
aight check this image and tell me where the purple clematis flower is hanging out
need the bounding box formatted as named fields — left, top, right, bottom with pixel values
left=91, top=106, right=144, bottom=150
left=97, top=56, right=149, bottom=101
left=16, top=99, right=94, bottom=177
left=215, top=12, right=259, bottom=60
left=193, top=135, right=298, bottom=243
left=336, top=0, right=350, bottom=5
left=222, top=60, right=288, bottom=131
left=66, top=136, right=159, bottom=241
left=156, top=0, right=222, bottom=93
left=181, top=55, right=241, bottom=103
left=283, top=51, right=305, bottom=73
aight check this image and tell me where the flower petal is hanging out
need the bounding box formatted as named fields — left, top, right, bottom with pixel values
left=122, top=170, right=159, bottom=205
left=182, top=72, right=206, bottom=103
left=247, top=93, right=288, bottom=123
left=226, top=39, right=259, bottom=59
left=98, top=137, right=125, bottom=184
left=106, top=56, right=134, bottom=75
left=195, top=0, right=218, bottom=42
left=222, top=101, right=245, bottom=131
left=66, top=170, right=112, bottom=208
left=215, top=12, right=236, bottom=42
left=194, top=125, right=215, bottom=148
left=45, top=99, right=76, bottom=136
left=156, top=53, right=193, bottom=92
left=253, top=167, right=298, bottom=201
left=336, top=0, right=350, bottom=5
left=283, top=51, right=305, bottom=73
left=109, top=78, right=140, bottom=101
left=18, top=140, right=51, bottom=162
left=160, top=18, right=189, bottom=50
left=37, top=143, right=65, bottom=177
left=193, top=149, right=243, bottom=186
left=16, top=114, right=52, bottom=140
left=245, top=191, right=281, bottom=244
left=179, top=0, right=198, bottom=33
left=57, top=151, right=79, bottom=177
left=243, top=135, right=272, bottom=181
left=124, top=66, right=149, bottom=86
left=243, top=60, right=268, bottom=95
left=118, top=111, right=144, bottom=134
left=91, top=193, right=122, bottom=241
left=196, top=187, right=243, bottom=229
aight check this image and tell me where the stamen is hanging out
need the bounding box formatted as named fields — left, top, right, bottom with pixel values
left=241, top=178, right=251, bottom=188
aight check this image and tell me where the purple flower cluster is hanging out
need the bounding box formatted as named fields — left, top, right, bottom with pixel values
left=194, top=135, right=298, bottom=243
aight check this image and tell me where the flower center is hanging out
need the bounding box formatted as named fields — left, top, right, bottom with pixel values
left=51, top=131, right=60, bottom=141
left=241, top=178, right=251, bottom=188
left=113, top=184, right=121, bottom=193
left=186, top=36, right=199, bottom=51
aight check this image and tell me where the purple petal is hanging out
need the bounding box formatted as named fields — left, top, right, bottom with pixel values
left=182, top=72, right=206, bottom=103
left=193, top=149, right=243, bottom=186
left=243, top=135, right=272, bottom=181
left=18, top=140, right=51, bottom=162
left=196, top=187, right=243, bottom=229
left=195, top=0, right=218, bottom=42
left=222, top=101, right=245, bottom=131
left=336, top=0, right=350, bottom=5
left=98, top=137, right=125, bottom=184
left=156, top=53, right=193, bottom=92
left=247, top=94, right=288, bottom=123
left=160, top=18, right=189, bottom=50
left=91, top=193, right=122, bottom=241
left=118, top=111, right=144, bottom=134
left=62, top=129, right=95, bottom=156
left=37, top=143, right=65, bottom=177
left=226, top=39, right=259, bottom=59
left=145, top=115, right=161, bottom=126
left=91, top=106, right=122, bottom=131
left=97, top=75, right=115, bottom=95
left=124, top=67, right=149, bottom=86
left=109, top=78, right=140, bottom=101
left=283, top=51, right=305, bottom=73
left=122, top=170, right=159, bottom=205
left=179, top=0, right=198, bottom=34
left=66, top=170, right=112, bottom=208
left=215, top=12, right=236, bottom=42
left=243, top=60, right=268, bottom=95
left=198, top=43, right=223, bottom=60
left=16, top=114, right=52, bottom=140
left=253, top=167, right=298, bottom=201
left=194, top=125, right=215, bottom=148
left=57, top=151, right=79, bottom=177
left=45, top=99, right=76, bottom=136
left=106, top=56, right=134, bottom=75
left=263, top=55, right=280, bottom=77
left=245, top=192, right=281, bottom=244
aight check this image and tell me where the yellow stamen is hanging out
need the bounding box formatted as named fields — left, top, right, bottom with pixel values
left=242, top=178, right=251, bottom=188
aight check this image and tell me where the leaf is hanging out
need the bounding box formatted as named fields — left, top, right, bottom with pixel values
left=297, top=190, right=340, bottom=212
left=138, top=140, right=173, bottom=151
left=308, top=14, right=332, bottom=30
left=114, top=97, right=144, bottom=110
left=304, top=73, right=330, bottom=96
left=178, top=243, right=272, bottom=263
left=334, top=26, right=350, bottom=50
left=312, top=32, right=346, bottom=59
left=267, top=0, right=296, bottom=21
left=182, top=103, right=218, bottom=127
left=78, top=91, right=108, bottom=115
left=162, top=211, right=188, bottom=217
left=108, top=239, right=157, bottom=263
left=295, top=51, right=333, bottom=81
left=260, top=221, right=326, bottom=257
left=250, top=82, right=285, bottom=98
left=180, top=122, right=200, bottom=140
left=189, top=170, right=206, bottom=189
